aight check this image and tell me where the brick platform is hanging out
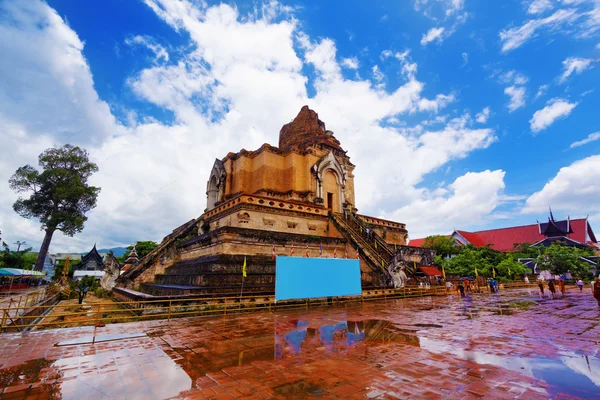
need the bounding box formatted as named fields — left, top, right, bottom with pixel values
left=0, top=287, right=598, bottom=399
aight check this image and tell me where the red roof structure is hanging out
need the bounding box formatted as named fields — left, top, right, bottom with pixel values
left=407, top=238, right=427, bottom=247
left=418, top=266, right=443, bottom=276
left=409, top=218, right=597, bottom=252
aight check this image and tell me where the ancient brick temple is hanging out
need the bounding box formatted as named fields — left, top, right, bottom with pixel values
left=117, top=106, right=432, bottom=298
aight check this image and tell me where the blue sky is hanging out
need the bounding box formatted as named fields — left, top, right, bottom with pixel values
left=0, top=0, right=599, bottom=252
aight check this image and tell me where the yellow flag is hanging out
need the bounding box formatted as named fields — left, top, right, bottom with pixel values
left=492, top=267, right=496, bottom=278
left=474, top=266, right=479, bottom=278
left=242, top=256, right=247, bottom=278
left=442, top=265, right=446, bottom=279
left=508, top=267, right=511, bottom=276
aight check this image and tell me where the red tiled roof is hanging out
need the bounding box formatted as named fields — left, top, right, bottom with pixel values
left=456, top=218, right=593, bottom=252
left=408, top=235, right=452, bottom=247
left=455, top=230, right=488, bottom=247
left=409, top=218, right=596, bottom=252
left=418, top=266, right=442, bottom=276
left=408, top=238, right=427, bottom=247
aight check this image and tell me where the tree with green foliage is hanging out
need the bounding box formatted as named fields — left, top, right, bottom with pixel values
left=117, top=240, right=158, bottom=263
left=443, top=245, right=528, bottom=280
left=512, top=242, right=542, bottom=259
left=423, top=235, right=460, bottom=259
left=495, top=257, right=529, bottom=279
left=127, top=241, right=158, bottom=258
left=535, top=243, right=593, bottom=277
left=72, top=275, right=98, bottom=304
left=444, top=246, right=495, bottom=277
left=9, top=145, right=100, bottom=271
left=0, top=242, right=36, bottom=269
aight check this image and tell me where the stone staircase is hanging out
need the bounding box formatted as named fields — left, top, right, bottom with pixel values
left=329, top=213, right=394, bottom=283
left=140, top=254, right=275, bottom=296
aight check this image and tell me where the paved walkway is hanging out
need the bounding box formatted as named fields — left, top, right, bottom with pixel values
left=0, top=287, right=598, bottom=399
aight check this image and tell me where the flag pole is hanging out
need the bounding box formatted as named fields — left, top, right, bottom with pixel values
left=240, top=256, right=247, bottom=300
left=240, top=275, right=245, bottom=300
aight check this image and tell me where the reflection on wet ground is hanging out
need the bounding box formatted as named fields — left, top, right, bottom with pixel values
left=0, top=288, right=598, bottom=399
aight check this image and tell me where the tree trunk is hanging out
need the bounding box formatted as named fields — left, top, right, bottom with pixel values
left=34, top=228, right=55, bottom=271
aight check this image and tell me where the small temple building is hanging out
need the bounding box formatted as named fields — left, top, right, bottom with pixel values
left=117, top=107, right=434, bottom=298
left=72, top=244, right=105, bottom=280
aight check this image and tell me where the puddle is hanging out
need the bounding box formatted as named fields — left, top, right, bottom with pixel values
left=275, top=319, right=419, bottom=359
left=0, top=358, right=51, bottom=387
left=274, top=379, right=324, bottom=397
left=420, top=337, right=600, bottom=396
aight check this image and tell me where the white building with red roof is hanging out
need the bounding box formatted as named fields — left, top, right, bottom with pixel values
left=409, top=215, right=599, bottom=253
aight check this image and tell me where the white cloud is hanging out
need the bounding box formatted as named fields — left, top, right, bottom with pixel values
left=372, top=65, right=384, bottom=82
left=414, top=0, right=467, bottom=46
left=380, top=50, right=393, bottom=60
left=0, top=0, right=496, bottom=253
left=535, top=83, right=549, bottom=99
left=526, top=0, right=554, bottom=14
left=529, top=98, right=578, bottom=132
left=522, top=155, right=600, bottom=217
left=499, top=9, right=579, bottom=53
left=340, top=57, right=359, bottom=69
left=391, top=170, right=507, bottom=238
left=501, top=1, right=600, bottom=52
left=570, top=131, right=600, bottom=148
left=125, top=35, right=169, bottom=63
left=559, top=56, right=594, bottom=82
left=476, top=107, right=491, bottom=123
left=461, top=52, right=469, bottom=65
left=504, top=86, right=527, bottom=112
left=421, top=27, right=446, bottom=45
left=500, top=70, right=529, bottom=85
left=415, top=0, right=465, bottom=16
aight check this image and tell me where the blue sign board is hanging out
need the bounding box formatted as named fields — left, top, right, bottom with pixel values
left=275, top=256, right=362, bottom=301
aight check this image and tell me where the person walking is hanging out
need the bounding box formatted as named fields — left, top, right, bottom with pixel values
left=593, top=277, right=600, bottom=307
left=558, top=279, right=566, bottom=297
left=548, top=280, right=557, bottom=299
left=457, top=280, right=465, bottom=297
left=538, top=280, right=545, bottom=298
left=576, top=278, right=584, bottom=292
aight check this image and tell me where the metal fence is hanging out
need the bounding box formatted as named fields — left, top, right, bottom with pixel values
left=0, top=282, right=536, bottom=332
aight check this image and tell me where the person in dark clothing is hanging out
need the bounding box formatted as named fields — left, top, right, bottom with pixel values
left=548, top=280, right=556, bottom=299
left=593, top=277, right=600, bottom=307
left=538, top=281, right=545, bottom=298
left=457, top=281, right=465, bottom=297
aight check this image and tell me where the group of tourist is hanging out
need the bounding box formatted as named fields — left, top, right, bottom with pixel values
left=449, top=275, right=600, bottom=306
left=537, top=277, right=600, bottom=306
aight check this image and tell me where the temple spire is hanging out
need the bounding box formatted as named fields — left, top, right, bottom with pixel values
left=125, top=244, right=139, bottom=265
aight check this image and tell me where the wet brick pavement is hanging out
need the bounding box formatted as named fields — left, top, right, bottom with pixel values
left=0, top=287, right=598, bottom=399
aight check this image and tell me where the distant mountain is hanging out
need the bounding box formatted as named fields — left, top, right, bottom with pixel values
left=96, top=247, right=128, bottom=257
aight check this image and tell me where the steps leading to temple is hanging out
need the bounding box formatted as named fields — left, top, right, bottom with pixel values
left=141, top=283, right=274, bottom=296
left=137, top=254, right=275, bottom=296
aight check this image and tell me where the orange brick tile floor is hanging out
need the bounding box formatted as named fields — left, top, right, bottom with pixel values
left=0, top=287, right=598, bottom=399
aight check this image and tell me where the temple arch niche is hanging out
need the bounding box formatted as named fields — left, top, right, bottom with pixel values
left=323, top=170, right=341, bottom=212
left=313, top=152, right=347, bottom=212
left=207, top=176, right=218, bottom=209
left=206, top=159, right=226, bottom=211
